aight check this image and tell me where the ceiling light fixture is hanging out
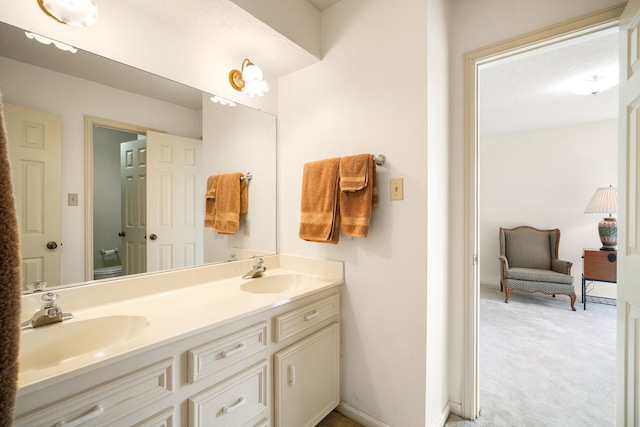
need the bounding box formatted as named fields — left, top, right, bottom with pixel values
left=25, top=31, right=78, bottom=53
left=569, top=66, right=619, bottom=96
left=229, top=58, right=270, bottom=98
left=37, top=0, right=99, bottom=27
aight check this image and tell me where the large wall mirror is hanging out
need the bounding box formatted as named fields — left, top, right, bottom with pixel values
left=0, top=21, right=277, bottom=293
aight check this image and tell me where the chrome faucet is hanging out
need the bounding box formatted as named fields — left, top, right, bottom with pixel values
left=242, top=258, right=267, bottom=279
left=20, top=292, right=74, bottom=330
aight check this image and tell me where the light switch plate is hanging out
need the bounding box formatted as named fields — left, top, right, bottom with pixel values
left=390, top=178, right=404, bottom=201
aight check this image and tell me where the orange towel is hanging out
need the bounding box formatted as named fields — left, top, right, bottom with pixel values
left=204, top=173, right=248, bottom=234
left=204, top=174, right=219, bottom=229
left=299, top=158, right=341, bottom=244
left=339, top=154, right=377, bottom=238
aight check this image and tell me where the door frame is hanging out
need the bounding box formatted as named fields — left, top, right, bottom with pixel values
left=462, top=4, right=625, bottom=419
left=83, top=116, right=161, bottom=281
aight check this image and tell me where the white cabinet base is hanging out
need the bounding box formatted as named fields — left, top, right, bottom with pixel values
left=274, top=323, right=340, bottom=427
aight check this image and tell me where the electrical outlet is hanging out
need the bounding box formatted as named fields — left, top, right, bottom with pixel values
left=390, top=178, right=404, bottom=201
left=68, top=193, right=78, bottom=206
left=244, top=219, right=250, bottom=236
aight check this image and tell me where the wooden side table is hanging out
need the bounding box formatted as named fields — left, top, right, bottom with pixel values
left=582, top=248, right=617, bottom=310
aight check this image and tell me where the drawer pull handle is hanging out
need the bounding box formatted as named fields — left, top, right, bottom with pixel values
left=221, top=343, right=247, bottom=358
left=304, top=310, right=319, bottom=321
left=223, top=397, right=246, bottom=414
left=289, top=364, right=296, bottom=386
left=55, top=404, right=104, bottom=427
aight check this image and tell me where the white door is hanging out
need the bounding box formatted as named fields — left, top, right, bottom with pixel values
left=146, top=131, right=203, bottom=272
left=120, top=138, right=147, bottom=276
left=619, top=1, right=640, bottom=424
left=5, top=104, right=62, bottom=290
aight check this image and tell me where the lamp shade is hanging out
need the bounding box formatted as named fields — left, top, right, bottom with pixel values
left=584, top=185, right=618, bottom=216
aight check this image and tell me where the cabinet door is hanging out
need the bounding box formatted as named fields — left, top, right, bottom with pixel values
left=274, top=323, right=340, bottom=427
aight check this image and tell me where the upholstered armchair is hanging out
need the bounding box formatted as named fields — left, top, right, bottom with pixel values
left=499, top=226, right=576, bottom=311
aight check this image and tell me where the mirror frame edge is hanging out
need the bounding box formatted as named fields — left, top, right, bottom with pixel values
left=83, top=115, right=164, bottom=282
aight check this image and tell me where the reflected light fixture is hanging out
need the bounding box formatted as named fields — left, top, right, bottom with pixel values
left=210, top=95, right=237, bottom=107
left=229, top=58, right=270, bottom=98
left=584, top=185, right=618, bottom=250
left=25, top=31, right=78, bottom=53
left=37, top=0, right=99, bottom=27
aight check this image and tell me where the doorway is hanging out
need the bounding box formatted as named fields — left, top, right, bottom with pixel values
left=462, top=5, right=624, bottom=420
left=92, top=126, right=146, bottom=280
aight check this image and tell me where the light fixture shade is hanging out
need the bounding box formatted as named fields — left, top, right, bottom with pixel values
left=38, top=0, right=99, bottom=27
left=228, top=58, right=270, bottom=98
left=584, top=185, right=618, bottom=215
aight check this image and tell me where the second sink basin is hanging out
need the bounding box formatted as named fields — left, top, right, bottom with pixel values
left=19, top=315, right=149, bottom=372
left=240, top=274, right=317, bottom=294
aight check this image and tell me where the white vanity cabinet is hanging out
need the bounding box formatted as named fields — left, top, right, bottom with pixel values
left=14, top=286, right=341, bottom=427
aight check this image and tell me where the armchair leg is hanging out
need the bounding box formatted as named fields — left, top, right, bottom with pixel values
left=504, top=288, right=510, bottom=303
left=569, top=294, right=576, bottom=311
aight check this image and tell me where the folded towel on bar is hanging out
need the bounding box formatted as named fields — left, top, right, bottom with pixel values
left=339, top=154, right=378, bottom=238
left=204, top=172, right=248, bottom=234
left=299, top=158, right=341, bottom=244
left=204, top=174, right=219, bottom=229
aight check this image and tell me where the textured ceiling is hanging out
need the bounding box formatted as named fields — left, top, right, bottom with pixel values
left=118, top=0, right=319, bottom=77
left=479, top=28, right=619, bottom=138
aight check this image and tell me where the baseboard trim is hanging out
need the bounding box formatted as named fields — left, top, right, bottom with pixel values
left=449, top=401, right=462, bottom=417
left=435, top=401, right=452, bottom=427
left=336, top=402, right=392, bottom=427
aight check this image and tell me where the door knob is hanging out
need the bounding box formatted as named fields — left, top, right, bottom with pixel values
left=46, top=241, right=58, bottom=250
left=118, top=231, right=126, bottom=237
left=149, top=234, right=158, bottom=240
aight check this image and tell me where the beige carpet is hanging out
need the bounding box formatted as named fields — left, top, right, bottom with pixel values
left=316, top=411, right=364, bottom=427
left=445, top=284, right=616, bottom=426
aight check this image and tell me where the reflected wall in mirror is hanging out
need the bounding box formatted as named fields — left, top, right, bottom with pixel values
left=0, top=21, right=277, bottom=293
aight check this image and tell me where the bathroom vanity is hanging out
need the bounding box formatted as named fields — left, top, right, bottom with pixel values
left=14, top=255, right=343, bottom=427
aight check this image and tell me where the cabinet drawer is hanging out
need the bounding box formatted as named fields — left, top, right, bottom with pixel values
left=584, top=250, right=617, bottom=282
left=15, top=358, right=174, bottom=427
left=188, top=359, right=269, bottom=427
left=187, top=321, right=268, bottom=384
left=274, top=294, right=339, bottom=343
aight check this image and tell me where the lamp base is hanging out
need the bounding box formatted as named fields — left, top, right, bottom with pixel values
left=598, top=217, right=617, bottom=251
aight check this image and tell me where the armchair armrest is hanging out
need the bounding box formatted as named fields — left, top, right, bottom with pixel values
left=552, top=259, right=573, bottom=275
left=498, top=255, right=509, bottom=276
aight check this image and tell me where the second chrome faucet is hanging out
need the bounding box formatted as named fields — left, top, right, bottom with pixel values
left=242, top=258, right=267, bottom=279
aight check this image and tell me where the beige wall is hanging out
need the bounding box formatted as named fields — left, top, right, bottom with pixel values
left=278, top=0, right=433, bottom=425
left=480, top=120, right=618, bottom=299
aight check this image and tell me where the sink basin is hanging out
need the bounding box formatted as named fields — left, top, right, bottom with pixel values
left=240, top=274, right=316, bottom=294
left=19, top=315, right=149, bottom=372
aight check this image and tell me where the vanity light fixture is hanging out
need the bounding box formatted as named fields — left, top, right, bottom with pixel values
left=229, top=58, right=270, bottom=98
left=37, top=0, right=99, bottom=27
left=25, top=31, right=78, bottom=53
left=210, top=95, right=237, bottom=107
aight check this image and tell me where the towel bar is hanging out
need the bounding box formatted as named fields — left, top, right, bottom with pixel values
left=241, top=172, right=252, bottom=181
left=374, top=154, right=386, bottom=166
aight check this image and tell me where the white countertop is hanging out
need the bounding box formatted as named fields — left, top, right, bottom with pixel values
left=17, top=254, right=343, bottom=395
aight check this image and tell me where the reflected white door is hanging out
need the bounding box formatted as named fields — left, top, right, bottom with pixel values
left=120, top=138, right=147, bottom=276
left=146, top=131, right=203, bottom=272
left=618, top=1, right=640, bottom=424
left=5, top=104, right=62, bottom=289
